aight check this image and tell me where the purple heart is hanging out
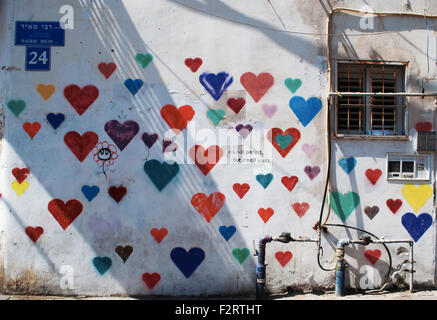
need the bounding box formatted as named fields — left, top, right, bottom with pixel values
left=262, top=104, right=277, bottom=118
left=142, top=132, right=159, bottom=148
left=104, top=120, right=139, bottom=151
left=304, top=165, right=320, bottom=180
left=162, top=139, right=178, bottom=153
left=236, top=124, right=253, bottom=139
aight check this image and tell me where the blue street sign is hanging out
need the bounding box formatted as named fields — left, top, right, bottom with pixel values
left=25, top=47, right=51, bottom=71
left=15, top=21, right=65, bottom=47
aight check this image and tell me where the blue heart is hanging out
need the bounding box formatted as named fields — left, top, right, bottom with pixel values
left=339, top=157, right=357, bottom=174
left=170, top=247, right=205, bottom=278
left=199, top=72, right=233, bottom=101
left=289, top=96, right=322, bottom=127
left=82, top=185, right=100, bottom=202
left=256, top=173, right=274, bottom=189
left=124, top=79, right=143, bottom=95
left=219, top=226, right=236, bottom=241
left=92, top=256, right=112, bottom=275
left=144, top=159, right=179, bottom=191
left=401, top=212, right=433, bottom=242
left=47, top=113, right=65, bottom=130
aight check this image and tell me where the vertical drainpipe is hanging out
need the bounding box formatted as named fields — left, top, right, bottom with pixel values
left=256, top=236, right=273, bottom=299
left=335, top=239, right=350, bottom=296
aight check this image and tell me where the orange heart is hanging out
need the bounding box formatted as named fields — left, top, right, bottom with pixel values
left=23, top=122, right=41, bottom=139
left=36, top=84, right=55, bottom=100
left=191, top=192, right=225, bottom=223
left=161, top=104, right=195, bottom=134
left=258, top=208, right=274, bottom=223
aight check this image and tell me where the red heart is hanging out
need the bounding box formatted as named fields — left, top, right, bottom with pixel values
left=233, top=183, right=250, bottom=199
left=191, top=192, right=225, bottom=223
left=64, top=84, right=99, bottom=115
left=150, top=228, right=168, bottom=243
left=98, top=62, right=117, bottom=79
left=415, top=121, right=432, bottom=132
left=267, top=128, right=301, bottom=158
left=12, top=168, right=30, bottom=184
left=281, top=176, right=298, bottom=192
left=275, top=251, right=293, bottom=267
left=108, top=185, right=127, bottom=203
left=142, top=272, right=161, bottom=289
left=48, top=199, right=83, bottom=230
left=258, top=208, right=274, bottom=223
left=292, top=202, right=309, bottom=218
left=25, top=226, right=44, bottom=242
left=161, top=104, right=195, bottom=134
left=364, top=249, right=381, bottom=265
left=22, top=122, right=41, bottom=139
left=64, top=131, right=99, bottom=162
left=189, top=145, right=223, bottom=176
left=240, top=72, right=274, bottom=102
left=365, top=168, right=382, bottom=185
left=386, top=198, right=402, bottom=214
left=227, top=98, right=246, bottom=114
left=184, top=58, right=202, bottom=72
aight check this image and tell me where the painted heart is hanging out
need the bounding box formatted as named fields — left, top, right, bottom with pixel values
left=144, top=160, right=179, bottom=191
left=142, top=272, right=161, bottom=289
left=98, top=62, right=117, bottom=79
left=191, top=192, right=225, bottom=223
left=281, top=176, right=298, bottom=192
left=258, top=208, right=274, bottom=223
left=262, top=104, right=277, bottom=118
left=207, top=109, right=226, bottom=126
left=108, top=185, right=127, bottom=203
left=364, top=205, right=379, bottom=220
left=184, top=57, right=202, bottom=72
left=256, top=173, right=273, bottom=189
left=82, top=185, right=100, bottom=202
left=304, top=165, right=320, bottom=181
left=219, top=226, right=236, bottom=241
left=232, top=248, right=250, bottom=265
left=401, top=212, right=433, bottom=242
left=284, top=78, right=302, bottom=94
left=64, top=131, right=99, bottom=162
left=64, top=84, right=99, bottom=115
left=115, top=245, right=133, bottom=263
left=135, top=53, right=153, bottom=68
left=92, top=256, right=112, bottom=275
left=386, top=199, right=402, bottom=214
left=415, top=121, right=432, bottom=132
left=23, top=122, right=41, bottom=139
left=289, top=96, right=322, bottom=127
left=170, top=247, right=205, bottom=278
left=330, top=192, right=360, bottom=222
left=292, top=202, right=309, bottom=218
left=233, top=183, right=250, bottom=199
left=48, top=199, right=83, bottom=230
left=161, top=104, right=195, bottom=133
left=339, top=157, right=357, bottom=174
left=275, top=134, right=293, bottom=149
left=235, top=124, right=253, bottom=139
left=25, top=226, right=44, bottom=243
left=124, top=79, right=143, bottom=95
left=302, top=144, right=318, bottom=159
left=36, top=83, right=55, bottom=100
left=12, top=168, right=30, bottom=184
left=364, top=249, right=381, bottom=265
left=47, top=113, right=65, bottom=130
left=150, top=227, right=168, bottom=243
left=267, top=128, right=300, bottom=158
left=189, top=145, right=223, bottom=176
left=142, top=132, right=159, bottom=148
left=7, top=99, right=26, bottom=116
left=240, top=72, right=274, bottom=103
left=11, top=180, right=29, bottom=196
left=162, top=139, right=178, bottom=153
left=227, top=98, right=246, bottom=114
left=365, top=169, right=382, bottom=185
left=199, top=72, right=233, bottom=101
left=104, top=120, right=139, bottom=151
left=275, top=251, right=293, bottom=267
left=401, top=184, right=432, bottom=213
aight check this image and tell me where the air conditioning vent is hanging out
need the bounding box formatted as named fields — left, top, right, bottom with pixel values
left=417, top=131, right=436, bottom=151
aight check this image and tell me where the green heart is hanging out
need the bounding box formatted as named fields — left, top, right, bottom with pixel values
left=135, top=53, right=153, bottom=68
left=232, top=248, right=250, bottom=265
left=275, top=134, right=293, bottom=149
left=330, top=192, right=360, bottom=222
left=7, top=99, right=26, bottom=116
left=207, top=109, right=226, bottom=126
left=284, top=78, right=302, bottom=94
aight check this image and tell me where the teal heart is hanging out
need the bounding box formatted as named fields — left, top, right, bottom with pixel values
left=275, top=134, right=293, bottom=149
left=7, top=99, right=26, bottom=116
left=135, top=53, right=153, bottom=68
left=232, top=248, right=250, bottom=265
left=330, top=192, right=360, bottom=222
left=92, top=256, right=112, bottom=275
left=284, top=78, right=302, bottom=94
left=207, top=109, right=226, bottom=126
left=256, top=173, right=273, bottom=189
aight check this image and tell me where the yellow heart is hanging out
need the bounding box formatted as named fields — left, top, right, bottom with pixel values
left=36, top=84, right=55, bottom=100
left=401, top=184, right=433, bottom=213
left=11, top=180, right=29, bottom=197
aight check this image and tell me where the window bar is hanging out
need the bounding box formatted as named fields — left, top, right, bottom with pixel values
left=359, top=65, right=363, bottom=133
left=394, top=69, right=397, bottom=134
left=370, top=65, right=373, bottom=135
left=347, top=64, right=350, bottom=134
left=382, top=65, right=385, bottom=136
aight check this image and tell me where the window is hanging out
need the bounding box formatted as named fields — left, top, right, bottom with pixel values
left=387, top=154, right=430, bottom=181
left=335, top=62, right=406, bottom=136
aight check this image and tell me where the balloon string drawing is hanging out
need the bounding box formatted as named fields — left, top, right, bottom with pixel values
left=92, top=141, right=118, bottom=178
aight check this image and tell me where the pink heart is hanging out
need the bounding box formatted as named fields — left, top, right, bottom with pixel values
left=262, top=104, right=277, bottom=118
left=302, top=144, right=318, bottom=158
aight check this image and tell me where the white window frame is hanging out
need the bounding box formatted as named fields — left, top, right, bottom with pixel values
left=386, top=153, right=431, bottom=181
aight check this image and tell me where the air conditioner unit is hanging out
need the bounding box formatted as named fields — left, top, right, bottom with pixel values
left=417, top=131, right=436, bottom=151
